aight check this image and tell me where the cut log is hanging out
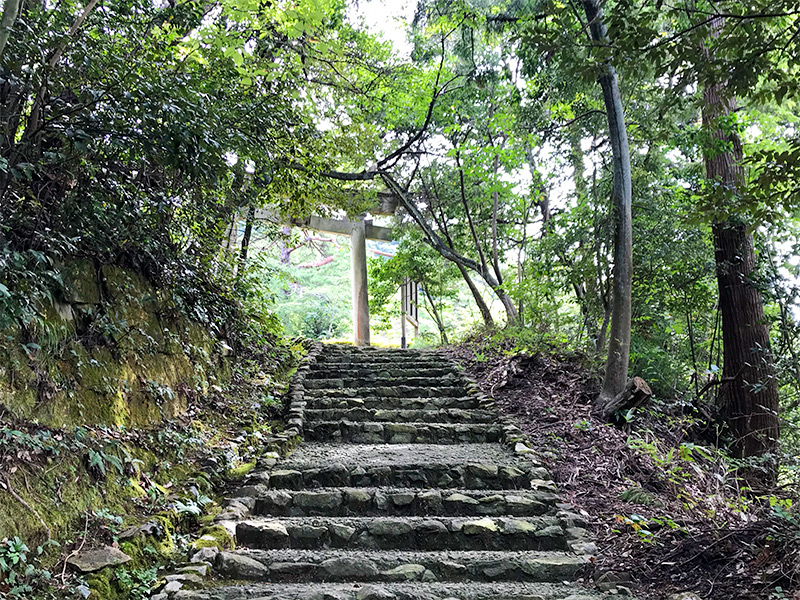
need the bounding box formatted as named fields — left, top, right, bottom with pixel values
left=601, top=376, right=652, bottom=422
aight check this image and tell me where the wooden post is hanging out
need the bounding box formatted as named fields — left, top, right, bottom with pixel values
left=401, top=282, right=407, bottom=348
left=351, top=217, right=370, bottom=346
left=401, top=278, right=419, bottom=348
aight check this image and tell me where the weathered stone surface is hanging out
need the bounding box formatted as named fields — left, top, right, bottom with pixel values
left=236, top=520, right=289, bottom=548
left=462, top=518, right=499, bottom=534
left=367, top=520, right=413, bottom=536
left=445, top=493, right=480, bottom=506
left=294, top=491, right=342, bottom=510
left=179, top=564, right=210, bottom=577
left=467, top=464, right=498, bottom=477
left=356, top=585, right=397, bottom=600
left=502, top=519, right=538, bottom=535
left=66, top=546, right=131, bottom=573
left=389, top=492, right=415, bottom=506
left=190, top=546, right=220, bottom=565
left=165, top=572, right=205, bottom=588
left=383, top=563, right=426, bottom=581
left=163, top=580, right=183, bottom=594
left=329, top=523, right=357, bottom=543
left=217, top=552, right=268, bottom=579
left=288, top=524, right=328, bottom=542
left=345, top=489, right=372, bottom=506
left=321, top=557, right=379, bottom=578
left=417, top=520, right=448, bottom=534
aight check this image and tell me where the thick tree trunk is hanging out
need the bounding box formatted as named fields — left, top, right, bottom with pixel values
left=712, top=223, right=779, bottom=458
left=582, top=0, right=633, bottom=404
left=703, top=17, right=780, bottom=464
left=455, top=262, right=495, bottom=328
left=702, top=48, right=779, bottom=461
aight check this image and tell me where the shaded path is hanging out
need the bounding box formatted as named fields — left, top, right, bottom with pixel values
left=181, top=346, right=608, bottom=600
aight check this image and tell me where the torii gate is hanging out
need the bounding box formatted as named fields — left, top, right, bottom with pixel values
left=240, top=206, right=414, bottom=347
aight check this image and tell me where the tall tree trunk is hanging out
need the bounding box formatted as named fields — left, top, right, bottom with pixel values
left=0, top=0, right=21, bottom=60
left=238, top=206, right=255, bottom=275
left=702, top=18, right=779, bottom=464
left=582, top=0, right=633, bottom=404
left=456, top=262, right=495, bottom=328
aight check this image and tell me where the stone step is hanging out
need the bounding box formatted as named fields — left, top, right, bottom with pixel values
left=270, top=444, right=549, bottom=490
left=319, top=347, right=428, bottom=355
left=307, top=396, right=481, bottom=410
left=304, top=408, right=497, bottom=424
left=304, top=375, right=465, bottom=390
left=316, top=355, right=446, bottom=366
left=253, top=487, right=556, bottom=517
left=178, top=581, right=605, bottom=600
left=235, top=515, right=569, bottom=551
left=321, top=346, right=423, bottom=354
left=304, top=386, right=468, bottom=399
left=306, top=367, right=461, bottom=380
left=303, top=422, right=503, bottom=444
left=218, top=548, right=585, bottom=583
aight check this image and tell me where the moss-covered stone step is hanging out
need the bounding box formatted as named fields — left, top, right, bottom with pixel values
left=304, top=385, right=469, bottom=399
left=303, top=422, right=503, bottom=444
left=270, top=443, right=547, bottom=490
left=235, top=515, right=569, bottom=551
left=304, top=408, right=497, bottom=424
left=253, top=487, right=555, bottom=517
left=303, top=374, right=465, bottom=390
left=306, top=367, right=461, bottom=380
left=176, top=580, right=606, bottom=600
left=307, top=395, right=481, bottom=410
left=315, top=354, right=446, bottom=366
left=318, top=347, right=429, bottom=357
left=266, top=463, right=538, bottom=491
left=217, top=548, right=585, bottom=583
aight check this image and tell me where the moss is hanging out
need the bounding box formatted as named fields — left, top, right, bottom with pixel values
left=61, top=259, right=100, bottom=304
left=124, top=478, right=148, bottom=499
left=0, top=457, right=137, bottom=549
left=87, top=568, right=121, bottom=600
left=197, top=504, right=222, bottom=526
left=225, top=460, right=256, bottom=480
left=101, top=266, right=153, bottom=304
left=191, top=525, right=234, bottom=551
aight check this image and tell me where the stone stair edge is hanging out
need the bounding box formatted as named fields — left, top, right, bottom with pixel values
left=169, top=579, right=610, bottom=600
left=212, top=547, right=589, bottom=585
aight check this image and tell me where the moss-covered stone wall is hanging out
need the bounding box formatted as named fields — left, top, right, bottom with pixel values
left=0, top=259, right=230, bottom=428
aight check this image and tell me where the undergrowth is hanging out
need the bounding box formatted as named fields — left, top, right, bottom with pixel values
left=446, top=328, right=800, bottom=599
left=0, top=334, right=300, bottom=599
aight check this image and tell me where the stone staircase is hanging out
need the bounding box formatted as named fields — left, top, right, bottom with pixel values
left=179, top=345, right=609, bottom=600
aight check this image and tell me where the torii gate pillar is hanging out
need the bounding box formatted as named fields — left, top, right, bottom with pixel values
left=351, top=217, right=370, bottom=346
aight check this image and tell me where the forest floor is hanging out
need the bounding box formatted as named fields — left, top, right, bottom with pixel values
left=445, top=335, right=800, bottom=600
